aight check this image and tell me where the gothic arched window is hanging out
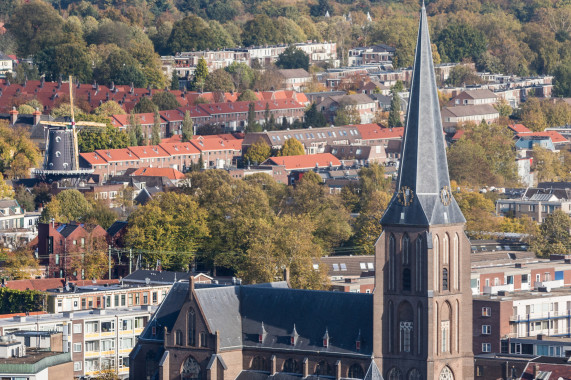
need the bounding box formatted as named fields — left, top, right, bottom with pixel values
left=439, top=366, right=454, bottom=380
left=416, top=236, right=423, bottom=292
left=389, top=234, right=396, bottom=291
left=454, top=233, right=459, bottom=290
left=408, top=369, right=421, bottom=380
left=283, top=359, right=300, bottom=374
left=442, top=268, right=448, bottom=291
left=315, top=361, right=333, bottom=376
left=188, top=308, right=196, bottom=346
left=403, top=268, right=411, bottom=291
left=348, top=363, right=364, bottom=379
left=388, top=367, right=402, bottom=380
left=434, top=235, right=440, bottom=292
left=251, top=356, right=268, bottom=372
left=181, top=356, right=201, bottom=380
left=402, top=234, right=410, bottom=265
left=175, top=330, right=182, bottom=345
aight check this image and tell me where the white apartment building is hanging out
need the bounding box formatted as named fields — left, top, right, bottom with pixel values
left=0, top=306, right=155, bottom=379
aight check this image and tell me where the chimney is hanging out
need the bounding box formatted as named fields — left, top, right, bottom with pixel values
left=40, top=76, right=45, bottom=88
left=33, top=108, right=41, bottom=126
left=9, top=107, right=18, bottom=125
left=533, top=364, right=539, bottom=378
left=57, top=76, right=62, bottom=89
left=188, top=275, right=195, bottom=301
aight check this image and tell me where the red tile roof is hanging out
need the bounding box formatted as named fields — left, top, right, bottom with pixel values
left=80, top=152, right=108, bottom=165
left=355, top=124, right=404, bottom=140
left=161, top=135, right=182, bottom=143
left=95, top=148, right=139, bottom=162
left=111, top=112, right=159, bottom=128
left=521, top=362, right=571, bottom=380
left=519, top=131, right=568, bottom=144
left=508, top=124, right=532, bottom=134
left=128, top=145, right=170, bottom=159
left=0, top=311, right=46, bottom=319
left=264, top=153, right=341, bottom=170
left=70, top=279, right=119, bottom=286
left=190, top=137, right=242, bottom=152
left=159, top=142, right=201, bottom=156
left=5, top=278, right=65, bottom=291
left=452, top=130, right=465, bottom=140
left=159, top=110, right=184, bottom=122
left=131, top=167, right=186, bottom=180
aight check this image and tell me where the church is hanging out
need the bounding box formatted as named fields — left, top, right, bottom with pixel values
left=129, top=4, right=474, bottom=380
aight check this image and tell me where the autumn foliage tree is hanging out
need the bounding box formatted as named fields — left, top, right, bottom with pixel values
left=532, top=210, right=571, bottom=257
left=279, top=138, right=305, bottom=156
left=244, top=140, right=271, bottom=164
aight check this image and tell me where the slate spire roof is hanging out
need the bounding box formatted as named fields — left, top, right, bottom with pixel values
left=381, top=3, right=465, bottom=226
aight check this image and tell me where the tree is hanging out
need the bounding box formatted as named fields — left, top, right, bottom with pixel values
left=68, top=228, right=108, bottom=280
left=276, top=46, right=310, bottom=71
left=279, top=138, right=305, bottom=156
left=237, top=90, right=259, bottom=102
left=36, top=43, right=92, bottom=83
left=94, top=101, right=125, bottom=117
left=40, top=189, right=92, bottom=224
left=225, top=62, right=255, bottom=92
left=310, top=0, right=333, bottom=17
left=3, top=246, right=40, bottom=280
left=334, top=105, right=361, bottom=126
left=244, top=140, right=271, bottom=164
left=531, top=146, right=565, bottom=183
left=532, top=210, right=571, bottom=257
left=437, top=23, right=487, bottom=63
left=127, top=112, right=138, bottom=147
left=85, top=200, right=118, bottom=230
left=191, top=57, right=208, bottom=92
left=6, top=0, right=64, bottom=57
left=14, top=186, right=34, bottom=211
left=247, top=102, right=259, bottom=132
left=554, top=62, right=571, bottom=97
left=151, top=109, right=162, bottom=145
left=494, top=98, right=513, bottom=118
left=446, top=65, right=482, bottom=86
left=133, top=97, right=157, bottom=114
left=304, top=103, right=327, bottom=128
left=454, top=190, right=498, bottom=238
left=171, top=70, right=180, bottom=90
left=388, top=92, right=403, bottom=128
left=353, top=190, right=391, bottom=255
left=181, top=111, right=194, bottom=142
left=0, top=173, right=14, bottom=199
left=126, top=192, right=209, bottom=271
left=0, top=122, right=40, bottom=179
left=152, top=91, right=180, bottom=111
left=242, top=15, right=280, bottom=47
left=204, top=69, right=235, bottom=92
left=77, top=122, right=129, bottom=153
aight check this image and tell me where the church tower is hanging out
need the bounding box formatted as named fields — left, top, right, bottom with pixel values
left=372, top=3, right=473, bottom=380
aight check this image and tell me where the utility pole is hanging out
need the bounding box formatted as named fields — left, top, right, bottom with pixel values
left=129, top=249, right=133, bottom=275
left=108, top=245, right=112, bottom=279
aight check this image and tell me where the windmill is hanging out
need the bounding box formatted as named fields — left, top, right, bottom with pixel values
left=33, top=76, right=107, bottom=184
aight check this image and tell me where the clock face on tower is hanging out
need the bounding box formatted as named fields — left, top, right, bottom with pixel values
left=397, top=186, right=414, bottom=206
left=440, top=186, right=452, bottom=206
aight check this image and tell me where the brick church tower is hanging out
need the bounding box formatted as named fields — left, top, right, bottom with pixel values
left=372, top=3, right=474, bottom=380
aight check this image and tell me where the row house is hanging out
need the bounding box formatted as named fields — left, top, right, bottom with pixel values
left=318, top=94, right=378, bottom=124
left=447, top=89, right=498, bottom=106
left=277, top=69, right=312, bottom=91
left=0, top=306, right=154, bottom=379
left=441, top=104, right=499, bottom=131
left=110, top=113, right=169, bottom=139
left=262, top=153, right=342, bottom=185
left=348, top=44, right=395, bottom=66
left=354, top=124, right=404, bottom=147
left=80, top=137, right=242, bottom=179
left=243, top=125, right=364, bottom=155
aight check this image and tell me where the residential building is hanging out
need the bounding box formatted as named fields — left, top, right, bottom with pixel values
left=226, top=166, right=288, bottom=184
left=0, top=306, right=154, bottom=379
left=262, top=153, right=341, bottom=183
left=473, top=353, right=571, bottom=380
left=348, top=44, right=395, bottom=66
left=35, top=222, right=109, bottom=280
left=129, top=6, right=474, bottom=380
left=441, top=104, right=499, bottom=130
left=0, top=331, right=72, bottom=380
left=277, top=69, right=311, bottom=91
left=0, top=53, right=13, bottom=77
left=447, top=89, right=498, bottom=106
left=318, top=93, right=378, bottom=124
left=473, top=287, right=571, bottom=356
left=496, top=186, right=571, bottom=222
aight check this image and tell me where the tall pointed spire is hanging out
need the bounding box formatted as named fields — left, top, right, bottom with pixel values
left=381, top=4, right=465, bottom=226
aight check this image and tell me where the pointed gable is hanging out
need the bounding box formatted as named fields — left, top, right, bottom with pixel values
left=381, top=3, right=465, bottom=226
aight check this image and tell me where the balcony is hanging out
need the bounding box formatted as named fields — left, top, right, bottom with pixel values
left=535, top=280, right=564, bottom=291
left=510, top=311, right=571, bottom=322
left=483, top=284, right=514, bottom=295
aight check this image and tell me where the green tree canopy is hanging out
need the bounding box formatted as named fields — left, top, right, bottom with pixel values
left=237, top=90, right=259, bottom=102
left=279, top=138, right=305, bottom=156
left=134, top=97, right=158, bottom=114
left=40, top=189, right=92, bottom=224
left=304, top=103, right=327, bottom=128
left=276, top=46, right=309, bottom=71
left=152, top=91, right=180, bottom=111
left=181, top=111, right=194, bottom=142
left=532, top=210, right=571, bottom=257
left=244, top=139, right=271, bottom=164
left=126, top=192, right=209, bottom=271
left=388, top=92, right=403, bottom=128
left=204, top=69, right=235, bottom=92
left=437, top=23, right=487, bottom=63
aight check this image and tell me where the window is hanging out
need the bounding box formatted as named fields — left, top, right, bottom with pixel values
left=135, top=317, right=145, bottom=329
left=143, top=293, right=148, bottom=304
left=442, top=268, right=448, bottom=291
left=332, top=264, right=339, bottom=271
left=119, top=356, right=130, bottom=369
left=121, top=337, right=134, bottom=349
left=121, top=294, right=126, bottom=306
left=403, top=268, right=411, bottom=291
left=73, top=324, right=82, bottom=334
left=340, top=263, right=347, bottom=271
left=55, top=254, right=59, bottom=265
left=85, top=322, right=99, bottom=333
left=122, top=319, right=132, bottom=331
left=85, top=358, right=99, bottom=372
left=400, top=321, right=413, bottom=353
left=188, top=309, right=196, bottom=346
left=176, top=330, right=183, bottom=345
left=101, top=321, right=115, bottom=333
left=482, top=325, right=491, bottom=335
left=482, top=307, right=491, bottom=317
left=506, top=276, right=514, bottom=285
left=152, top=292, right=157, bottom=303
left=476, top=365, right=484, bottom=376
left=402, top=235, right=410, bottom=265
left=482, top=343, right=491, bottom=352
left=114, top=295, right=119, bottom=307
left=135, top=293, right=140, bottom=305
left=522, top=274, right=529, bottom=283
left=200, top=331, right=207, bottom=347
left=74, top=361, right=82, bottom=371
left=85, top=340, right=99, bottom=352
left=441, top=321, right=449, bottom=352
left=101, top=339, right=114, bottom=351
left=73, top=343, right=82, bottom=352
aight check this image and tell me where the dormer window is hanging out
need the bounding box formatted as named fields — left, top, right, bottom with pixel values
left=290, top=324, right=298, bottom=346
left=322, top=328, right=329, bottom=348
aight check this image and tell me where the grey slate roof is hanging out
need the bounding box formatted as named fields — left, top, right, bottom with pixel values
left=363, top=360, right=384, bottom=380
left=107, top=220, right=127, bottom=237
left=123, top=269, right=192, bottom=285
left=142, top=283, right=372, bottom=356
left=381, top=4, right=465, bottom=227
